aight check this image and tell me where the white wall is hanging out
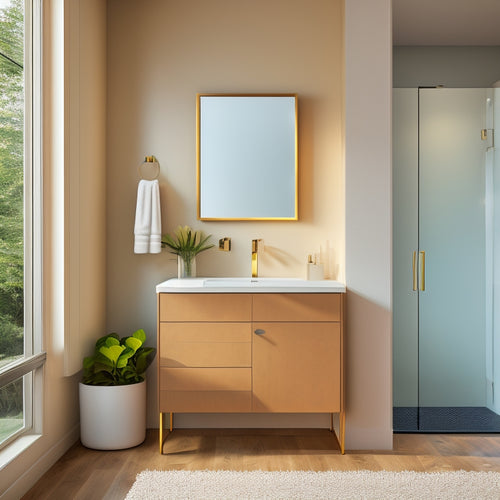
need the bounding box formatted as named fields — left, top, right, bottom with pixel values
left=394, top=46, right=500, bottom=88
left=344, top=0, right=393, bottom=449
left=0, top=0, right=107, bottom=497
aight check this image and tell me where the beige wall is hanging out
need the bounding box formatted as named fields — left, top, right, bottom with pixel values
left=106, top=0, right=345, bottom=429
left=65, top=0, right=107, bottom=375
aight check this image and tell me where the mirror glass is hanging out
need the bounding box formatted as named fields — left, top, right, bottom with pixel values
left=197, top=94, right=298, bottom=220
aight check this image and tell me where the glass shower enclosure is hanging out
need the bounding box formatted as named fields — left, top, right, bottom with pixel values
left=393, top=87, right=500, bottom=432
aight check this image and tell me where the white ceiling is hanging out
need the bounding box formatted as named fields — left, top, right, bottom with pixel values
left=393, top=0, right=500, bottom=46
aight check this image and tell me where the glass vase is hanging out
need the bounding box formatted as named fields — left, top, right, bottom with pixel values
left=177, top=255, right=196, bottom=278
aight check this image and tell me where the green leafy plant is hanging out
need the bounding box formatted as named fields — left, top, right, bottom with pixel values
left=82, top=329, right=156, bottom=386
left=161, top=225, right=214, bottom=276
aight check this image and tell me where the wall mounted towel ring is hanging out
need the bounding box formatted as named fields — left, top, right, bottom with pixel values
left=138, top=155, right=160, bottom=180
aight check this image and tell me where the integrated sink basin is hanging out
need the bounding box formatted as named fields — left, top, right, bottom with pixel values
left=156, top=277, right=346, bottom=293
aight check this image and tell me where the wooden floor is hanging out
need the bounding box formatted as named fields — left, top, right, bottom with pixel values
left=22, top=429, right=500, bottom=500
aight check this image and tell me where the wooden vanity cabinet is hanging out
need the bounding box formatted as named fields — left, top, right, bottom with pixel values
left=158, top=292, right=345, bottom=453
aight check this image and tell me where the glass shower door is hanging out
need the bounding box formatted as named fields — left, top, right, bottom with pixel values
left=393, top=88, right=500, bottom=432
left=418, top=89, right=490, bottom=430
left=393, top=88, right=419, bottom=430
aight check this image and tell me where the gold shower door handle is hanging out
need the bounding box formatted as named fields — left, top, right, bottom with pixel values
left=412, top=251, right=417, bottom=291
left=419, top=250, right=425, bottom=291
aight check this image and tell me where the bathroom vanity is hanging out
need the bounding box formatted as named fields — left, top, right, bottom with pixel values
left=156, top=278, right=346, bottom=454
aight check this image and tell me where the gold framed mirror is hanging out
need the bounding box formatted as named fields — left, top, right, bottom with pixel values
left=197, top=93, right=298, bottom=221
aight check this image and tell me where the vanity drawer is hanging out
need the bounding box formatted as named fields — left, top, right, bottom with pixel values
left=252, top=293, right=341, bottom=322
left=160, top=390, right=252, bottom=413
left=159, top=293, right=252, bottom=322
left=160, top=368, right=251, bottom=391
left=159, top=323, right=251, bottom=367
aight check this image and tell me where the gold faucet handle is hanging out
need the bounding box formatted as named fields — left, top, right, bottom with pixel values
left=252, top=239, right=263, bottom=253
left=219, top=237, right=231, bottom=251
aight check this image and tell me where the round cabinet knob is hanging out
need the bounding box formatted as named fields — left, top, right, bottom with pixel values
left=254, top=329, right=266, bottom=335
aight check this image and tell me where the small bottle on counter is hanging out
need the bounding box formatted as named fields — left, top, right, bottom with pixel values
left=306, top=254, right=324, bottom=281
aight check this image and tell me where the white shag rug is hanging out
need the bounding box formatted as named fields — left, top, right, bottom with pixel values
left=125, top=469, right=500, bottom=500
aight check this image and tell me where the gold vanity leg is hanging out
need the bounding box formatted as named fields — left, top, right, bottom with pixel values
left=159, top=412, right=164, bottom=454
left=159, top=412, right=174, bottom=454
left=330, top=412, right=334, bottom=432
left=339, top=410, right=345, bottom=455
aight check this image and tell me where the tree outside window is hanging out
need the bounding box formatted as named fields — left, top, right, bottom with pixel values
left=0, top=0, right=25, bottom=444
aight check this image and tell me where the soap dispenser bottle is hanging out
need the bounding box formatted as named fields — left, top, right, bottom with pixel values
left=306, top=255, right=313, bottom=280
left=306, top=254, right=324, bottom=280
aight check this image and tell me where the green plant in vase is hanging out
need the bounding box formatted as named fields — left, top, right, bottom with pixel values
left=162, top=225, right=214, bottom=278
left=79, top=329, right=156, bottom=449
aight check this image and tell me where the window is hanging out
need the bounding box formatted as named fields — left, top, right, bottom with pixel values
left=0, top=0, right=43, bottom=449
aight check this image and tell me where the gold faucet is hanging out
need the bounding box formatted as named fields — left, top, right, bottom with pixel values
left=251, top=239, right=262, bottom=278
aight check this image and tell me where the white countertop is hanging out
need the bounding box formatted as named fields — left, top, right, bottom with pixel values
left=156, top=277, right=346, bottom=293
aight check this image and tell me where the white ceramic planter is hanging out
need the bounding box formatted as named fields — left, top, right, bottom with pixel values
left=79, top=380, right=146, bottom=450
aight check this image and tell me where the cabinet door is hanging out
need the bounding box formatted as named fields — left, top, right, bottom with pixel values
left=252, top=323, right=341, bottom=412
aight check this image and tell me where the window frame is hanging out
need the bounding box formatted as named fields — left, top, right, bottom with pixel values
left=0, top=0, right=44, bottom=451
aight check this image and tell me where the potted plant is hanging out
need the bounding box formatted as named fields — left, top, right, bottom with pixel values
left=79, top=329, right=156, bottom=450
left=162, top=225, right=214, bottom=278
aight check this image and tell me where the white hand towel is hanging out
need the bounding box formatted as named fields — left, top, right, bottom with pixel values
left=149, top=179, right=162, bottom=253
left=134, top=179, right=162, bottom=254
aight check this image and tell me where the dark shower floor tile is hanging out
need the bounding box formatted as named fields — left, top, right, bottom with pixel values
left=394, top=406, right=500, bottom=433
